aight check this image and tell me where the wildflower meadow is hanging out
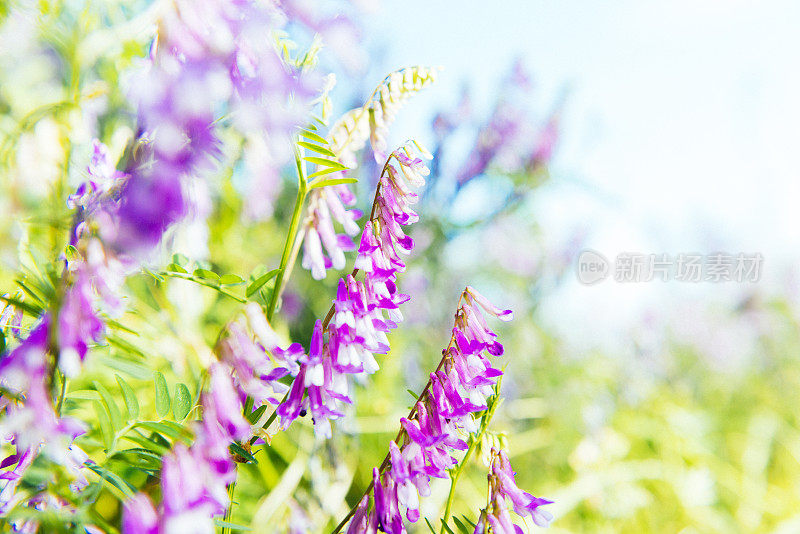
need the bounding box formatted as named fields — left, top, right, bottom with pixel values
left=1, top=1, right=799, bottom=533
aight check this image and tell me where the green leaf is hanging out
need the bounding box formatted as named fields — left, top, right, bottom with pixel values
left=304, top=156, right=347, bottom=170
left=167, top=263, right=188, bottom=274
left=15, top=278, right=48, bottom=304
left=114, top=447, right=163, bottom=462
left=115, top=374, right=139, bottom=421
left=0, top=331, right=5, bottom=353
left=308, top=176, right=358, bottom=190
left=135, top=421, right=192, bottom=444
left=172, top=253, right=189, bottom=266
left=67, top=389, right=102, bottom=401
left=173, top=383, right=192, bottom=421
left=306, top=166, right=345, bottom=180
left=111, top=448, right=162, bottom=470
left=297, top=140, right=337, bottom=158
left=93, top=400, right=114, bottom=450
left=143, top=268, right=165, bottom=282
left=452, top=516, right=471, bottom=534
left=159, top=419, right=195, bottom=437
left=312, top=114, right=327, bottom=127
left=193, top=268, right=220, bottom=281
left=230, top=442, right=257, bottom=464
left=154, top=372, right=170, bottom=418
left=94, top=381, right=123, bottom=432
left=424, top=518, right=438, bottom=534
left=106, top=334, right=147, bottom=359
left=299, top=128, right=328, bottom=144
left=441, top=520, right=456, bottom=534
left=120, top=433, right=170, bottom=455
left=461, top=515, right=477, bottom=528
left=219, top=274, right=244, bottom=285
left=0, top=295, right=42, bottom=316
left=99, top=355, right=152, bottom=380
left=213, top=519, right=251, bottom=531
left=106, top=319, right=140, bottom=336
left=86, top=464, right=136, bottom=498
left=246, top=268, right=280, bottom=298
left=247, top=404, right=268, bottom=424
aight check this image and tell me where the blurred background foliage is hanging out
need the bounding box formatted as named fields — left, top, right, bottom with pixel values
left=2, top=0, right=800, bottom=533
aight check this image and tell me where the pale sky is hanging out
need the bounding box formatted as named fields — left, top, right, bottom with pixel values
left=363, top=0, right=800, bottom=347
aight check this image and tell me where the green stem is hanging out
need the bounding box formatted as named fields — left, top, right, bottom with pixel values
left=222, top=470, right=237, bottom=534
left=440, top=376, right=503, bottom=533
left=55, top=372, right=67, bottom=416
left=224, top=144, right=308, bottom=528
left=441, top=439, right=478, bottom=532
left=331, top=325, right=461, bottom=534
left=267, top=146, right=307, bottom=321
left=243, top=148, right=310, bottom=447
left=156, top=271, right=247, bottom=303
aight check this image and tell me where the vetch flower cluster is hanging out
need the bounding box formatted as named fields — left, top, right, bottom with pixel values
left=219, top=309, right=298, bottom=411
left=0, top=141, right=128, bottom=516
left=124, top=301, right=309, bottom=531
left=339, top=287, right=551, bottom=533
left=280, top=142, right=431, bottom=438
left=118, top=0, right=321, bottom=254
left=474, top=448, right=554, bottom=533
left=452, top=60, right=560, bottom=189
left=0, top=321, right=89, bottom=515
left=302, top=184, right=361, bottom=280
left=3, top=0, right=336, bottom=511
left=301, top=67, right=437, bottom=280
left=124, top=364, right=250, bottom=533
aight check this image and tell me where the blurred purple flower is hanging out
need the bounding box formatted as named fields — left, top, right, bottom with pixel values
left=125, top=363, right=251, bottom=532
left=436, top=60, right=561, bottom=191
left=115, top=0, right=326, bottom=251
left=0, top=320, right=89, bottom=516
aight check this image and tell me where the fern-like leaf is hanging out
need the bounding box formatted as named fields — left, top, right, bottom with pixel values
left=328, top=65, right=439, bottom=166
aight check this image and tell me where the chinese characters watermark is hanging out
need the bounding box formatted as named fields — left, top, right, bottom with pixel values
left=576, top=250, right=763, bottom=285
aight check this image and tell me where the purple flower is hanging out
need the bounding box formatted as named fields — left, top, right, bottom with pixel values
left=465, top=286, right=514, bottom=322
left=0, top=320, right=88, bottom=516
left=373, top=468, right=404, bottom=534
left=67, top=139, right=128, bottom=216
left=218, top=319, right=292, bottom=409
left=159, top=443, right=222, bottom=531
left=0, top=443, right=36, bottom=514
left=485, top=496, right=523, bottom=534
left=126, top=362, right=250, bottom=532
left=301, top=68, right=438, bottom=280
left=450, top=60, right=559, bottom=189
left=341, top=287, right=552, bottom=533
left=389, top=441, right=421, bottom=522
left=490, top=448, right=553, bottom=528
left=527, top=112, right=560, bottom=170
left=346, top=495, right=375, bottom=534
left=206, top=363, right=251, bottom=442
left=303, top=186, right=362, bottom=281
left=113, top=0, right=323, bottom=254
left=122, top=494, right=158, bottom=534
left=278, top=143, right=430, bottom=436
left=56, top=262, right=106, bottom=377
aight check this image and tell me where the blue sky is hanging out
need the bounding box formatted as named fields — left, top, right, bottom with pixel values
left=360, top=0, right=800, bottom=345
